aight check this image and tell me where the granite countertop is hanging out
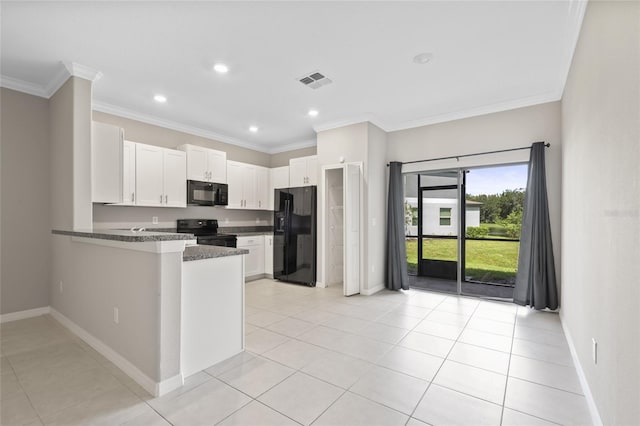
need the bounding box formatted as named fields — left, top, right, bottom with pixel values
left=52, top=229, right=195, bottom=242
left=233, top=231, right=274, bottom=237
left=183, top=245, right=249, bottom=261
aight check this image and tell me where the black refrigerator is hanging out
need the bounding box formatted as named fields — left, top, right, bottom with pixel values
left=273, top=186, right=317, bottom=286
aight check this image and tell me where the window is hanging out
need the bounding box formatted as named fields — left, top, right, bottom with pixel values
left=439, top=208, right=452, bottom=226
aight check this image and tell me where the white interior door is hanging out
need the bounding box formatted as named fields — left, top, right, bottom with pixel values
left=344, top=163, right=361, bottom=296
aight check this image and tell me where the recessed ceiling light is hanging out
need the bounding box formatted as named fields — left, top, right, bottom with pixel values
left=213, top=63, right=229, bottom=74
left=249, top=126, right=258, bottom=133
left=308, top=109, right=319, bottom=117
left=153, top=94, right=167, bottom=103
left=413, top=52, right=434, bottom=64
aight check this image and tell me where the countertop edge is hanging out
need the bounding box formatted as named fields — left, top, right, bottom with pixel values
left=52, top=229, right=195, bottom=242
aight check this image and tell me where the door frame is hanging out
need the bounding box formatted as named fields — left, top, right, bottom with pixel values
left=319, top=162, right=364, bottom=295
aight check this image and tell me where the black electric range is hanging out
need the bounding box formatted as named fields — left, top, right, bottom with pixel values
left=176, top=219, right=237, bottom=248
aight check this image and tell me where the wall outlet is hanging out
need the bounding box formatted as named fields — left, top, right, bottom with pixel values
left=59, top=281, right=63, bottom=293
left=592, top=338, right=598, bottom=364
left=152, top=216, right=159, bottom=225
left=113, top=307, right=119, bottom=324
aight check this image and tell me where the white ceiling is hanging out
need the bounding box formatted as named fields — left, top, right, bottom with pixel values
left=1, top=1, right=586, bottom=153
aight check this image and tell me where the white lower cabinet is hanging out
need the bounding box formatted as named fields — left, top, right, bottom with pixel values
left=264, top=235, right=273, bottom=275
left=236, top=236, right=265, bottom=278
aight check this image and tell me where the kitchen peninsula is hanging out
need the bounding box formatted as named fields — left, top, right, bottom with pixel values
left=50, top=229, right=248, bottom=396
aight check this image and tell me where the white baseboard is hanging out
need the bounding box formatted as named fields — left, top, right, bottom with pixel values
left=50, top=307, right=183, bottom=397
left=315, top=281, right=327, bottom=288
left=361, top=283, right=385, bottom=296
left=560, top=315, right=603, bottom=426
left=0, top=306, right=50, bottom=323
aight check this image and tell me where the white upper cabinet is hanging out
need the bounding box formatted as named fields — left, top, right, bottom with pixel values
left=120, top=141, right=136, bottom=205
left=177, top=144, right=227, bottom=183
left=255, top=166, right=269, bottom=210
left=227, top=160, right=269, bottom=210
left=91, top=122, right=123, bottom=203
left=269, top=166, right=289, bottom=210
left=135, top=143, right=186, bottom=207
left=289, top=155, right=318, bottom=187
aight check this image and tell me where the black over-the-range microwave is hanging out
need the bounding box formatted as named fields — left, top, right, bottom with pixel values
left=186, top=180, right=228, bottom=206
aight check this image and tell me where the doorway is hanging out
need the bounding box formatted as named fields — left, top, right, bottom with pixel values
left=405, top=164, right=527, bottom=299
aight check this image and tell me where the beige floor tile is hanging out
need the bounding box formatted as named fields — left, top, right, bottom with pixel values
left=120, top=409, right=172, bottom=426
left=513, top=326, right=568, bottom=348
left=1, top=373, right=24, bottom=400
left=218, top=400, right=299, bottom=426
left=473, top=308, right=517, bottom=325
left=245, top=328, right=290, bottom=354
left=1, top=329, right=71, bottom=357
left=297, top=326, right=351, bottom=352
left=39, top=386, right=149, bottom=426
left=244, top=323, right=259, bottom=335
left=246, top=309, right=288, bottom=327
left=510, top=339, right=572, bottom=366
left=406, top=418, right=430, bottom=426
left=151, top=378, right=252, bottom=425
left=301, top=350, right=372, bottom=389
left=8, top=341, right=100, bottom=377
left=508, top=355, right=582, bottom=394
left=0, top=392, right=40, bottom=426
left=218, top=356, right=294, bottom=397
left=266, top=317, right=316, bottom=338
left=413, top=384, right=503, bottom=426
left=375, top=312, right=422, bottom=329
left=147, top=372, right=213, bottom=410
left=350, top=366, right=428, bottom=415
left=389, top=304, right=432, bottom=319
left=458, top=328, right=513, bottom=353
left=414, top=319, right=465, bottom=340
left=515, top=311, right=562, bottom=333
left=338, top=334, right=393, bottom=363
left=501, top=408, right=558, bottom=425
left=22, top=366, right=123, bottom=417
left=313, top=391, right=408, bottom=426
left=1, top=356, right=15, bottom=376
left=322, top=315, right=370, bottom=334
left=291, top=308, right=341, bottom=325
left=376, top=346, right=444, bottom=381
left=262, top=339, right=330, bottom=370
left=399, top=331, right=455, bottom=358
left=426, top=310, right=470, bottom=326
left=405, top=292, right=447, bottom=309
left=504, top=377, right=591, bottom=425
left=433, top=360, right=507, bottom=405
left=448, top=342, right=511, bottom=375
left=355, top=322, right=410, bottom=345
left=205, top=351, right=256, bottom=377
left=467, top=317, right=515, bottom=337
left=258, top=372, right=343, bottom=425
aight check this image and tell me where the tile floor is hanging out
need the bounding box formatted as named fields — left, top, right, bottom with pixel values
left=0, top=279, right=592, bottom=425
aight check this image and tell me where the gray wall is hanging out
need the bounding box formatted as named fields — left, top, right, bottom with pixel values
left=387, top=102, right=562, bottom=292
left=560, top=1, right=640, bottom=424
left=0, top=88, right=51, bottom=315
left=270, top=146, right=317, bottom=168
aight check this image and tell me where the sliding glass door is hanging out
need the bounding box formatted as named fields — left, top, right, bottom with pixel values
left=404, top=164, right=527, bottom=300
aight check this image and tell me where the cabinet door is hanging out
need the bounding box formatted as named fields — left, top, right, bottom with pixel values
left=255, top=167, right=269, bottom=210
left=264, top=235, right=273, bottom=275
left=121, top=141, right=136, bottom=205
left=306, top=156, right=318, bottom=185
left=289, top=158, right=307, bottom=187
left=243, top=165, right=258, bottom=209
left=208, top=150, right=227, bottom=183
left=91, top=122, right=123, bottom=203
left=184, top=145, right=208, bottom=181
left=238, top=236, right=264, bottom=277
left=226, top=161, right=244, bottom=209
left=135, top=144, right=164, bottom=206
left=163, top=149, right=187, bottom=207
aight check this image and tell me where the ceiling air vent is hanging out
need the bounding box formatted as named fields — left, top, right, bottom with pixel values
left=298, top=71, right=332, bottom=90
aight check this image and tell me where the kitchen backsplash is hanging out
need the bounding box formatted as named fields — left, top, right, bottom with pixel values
left=93, top=204, right=272, bottom=230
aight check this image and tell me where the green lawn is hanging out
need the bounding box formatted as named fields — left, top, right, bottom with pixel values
left=406, top=238, right=519, bottom=284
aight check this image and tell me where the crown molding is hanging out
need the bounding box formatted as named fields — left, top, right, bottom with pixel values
left=556, top=0, right=588, bottom=99
left=268, top=139, right=317, bottom=154
left=92, top=100, right=276, bottom=153
left=63, top=61, right=103, bottom=83
left=312, top=113, right=387, bottom=134
left=0, top=75, right=47, bottom=97
left=386, top=91, right=561, bottom=132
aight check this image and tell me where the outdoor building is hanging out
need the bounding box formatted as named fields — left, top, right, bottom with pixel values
left=405, top=198, right=481, bottom=236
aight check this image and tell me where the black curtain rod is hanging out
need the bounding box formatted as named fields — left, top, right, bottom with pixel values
left=387, top=142, right=550, bottom=167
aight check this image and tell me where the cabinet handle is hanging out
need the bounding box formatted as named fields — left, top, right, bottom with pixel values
left=160, top=195, right=163, bottom=203
left=165, top=195, right=168, bottom=204
left=259, top=200, right=261, bottom=207
left=131, top=193, right=135, bottom=202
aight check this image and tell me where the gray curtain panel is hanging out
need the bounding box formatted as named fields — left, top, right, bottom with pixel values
left=514, top=142, right=558, bottom=309
left=386, top=162, right=409, bottom=290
